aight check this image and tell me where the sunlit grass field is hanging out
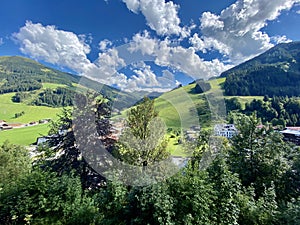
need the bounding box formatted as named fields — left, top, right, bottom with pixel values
left=0, top=83, right=65, bottom=145
left=42, top=82, right=68, bottom=89
left=0, top=93, right=62, bottom=123
left=155, top=77, right=263, bottom=156
left=0, top=123, right=50, bottom=145
left=166, top=135, right=188, bottom=157
left=0, top=78, right=264, bottom=148
left=155, top=83, right=208, bottom=129
left=225, top=96, right=264, bottom=109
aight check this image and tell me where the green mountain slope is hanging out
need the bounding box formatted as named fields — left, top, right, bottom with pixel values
left=0, top=56, right=139, bottom=109
left=154, top=83, right=210, bottom=129
left=221, top=41, right=300, bottom=96
left=0, top=56, right=79, bottom=85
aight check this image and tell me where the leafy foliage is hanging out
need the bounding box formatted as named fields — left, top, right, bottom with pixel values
left=227, top=96, right=300, bottom=127
left=228, top=113, right=290, bottom=198
left=2, top=106, right=300, bottom=224
left=115, top=97, right=170, bottom=167
left=0, top=142, right=31, bottom=189
left=225, top=97, right=242, bottom=111
left=0, top=169, right=99, bottom=225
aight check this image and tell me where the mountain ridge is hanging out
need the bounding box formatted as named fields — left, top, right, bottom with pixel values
left=221, top=41, right=300, bottom=96
left=0, top=55, right=144, bottom=109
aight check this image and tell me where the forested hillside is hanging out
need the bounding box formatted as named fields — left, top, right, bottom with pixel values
left=0, top=56, right=139, bottom=110
left=1, top=99, right=300, bottom=224
left=0, top=56, right=79, bottom=85
left=221, top=41, right=300, bottom=96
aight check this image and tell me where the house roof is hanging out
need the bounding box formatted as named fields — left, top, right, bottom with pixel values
left=280, top=129, right=300, bottom=136
left=286, top=127, right=300, bottom=131
left=214, top=124, right=237, bottom=131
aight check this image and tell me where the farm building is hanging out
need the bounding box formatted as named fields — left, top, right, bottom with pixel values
left=0, top=120, right=13, bottom=130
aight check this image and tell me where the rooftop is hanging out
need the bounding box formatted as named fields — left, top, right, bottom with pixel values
left=280, top=129, right=300, bottom=136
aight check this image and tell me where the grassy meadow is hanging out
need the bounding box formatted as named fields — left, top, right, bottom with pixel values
left=42, top=82, right=68, bottom=89
left=0, top=123, right=50, bottom=146
left=155, top=83, right=209, bottom=129
left=0, top=92, right=62, bottom=123
left=0, top=83, right=67, bottom=145
left=154, top=77, right=263, bottom=156
left=0, top=78, right=263, bottom=147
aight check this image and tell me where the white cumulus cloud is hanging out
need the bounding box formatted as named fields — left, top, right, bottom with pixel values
left=122, top=0, right=189, bottom=37
left=13, top=21, right=92, bottom=74
left=99, top=39, right=113, bottom=51
left=13, top=22, right=131, bottom=89
left=271, top=35, right=292, bottom=44
left=88, top=48, right=127, bottom=84
left=115, top=62, right=179, bottom=92
left=13, top=22, right=231, bottom=92
left=190, top=0, right=300, bottom=63
left=126, top=63, right=160, bottom=90
left=128, top=30, right=157, bottom=55
left=129, top=31, right=232, bottom=79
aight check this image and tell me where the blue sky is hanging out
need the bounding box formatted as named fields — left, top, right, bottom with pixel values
left=1, top=0, right=300, bottom=92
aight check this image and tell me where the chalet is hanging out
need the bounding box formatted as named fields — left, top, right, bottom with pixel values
left=39, top=118, right=51, bottom=124
left=36, top=136, right=51, bottom=145
left=183, top=125, right=201, bottom=141
left=109, top=120, right=125, bottom=140
left=190, top=125, right=201, bottom=131
left=280, top=128, right=300, bottom=145
left=214, top=124, right=237, bottom=138
left=285, top=127, right=300, bottom=131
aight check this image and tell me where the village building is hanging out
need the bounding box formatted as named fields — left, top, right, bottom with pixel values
left=280, top=128, right=300, bottom=145
left=0, top=120, right=13, bottom=130
left=171, top=156, right=190, bottom=168
left=214, top=124, right=237, bottom=138
left=109, top=120, right=125, bottom=140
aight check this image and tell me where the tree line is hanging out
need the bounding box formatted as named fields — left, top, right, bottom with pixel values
left=0, top=74, right=42, bottom=94
left=223, top=67, right=300, bottom=97
left=222, top=42, right=300, bottom=97
left=12, top=87, right=79, bottom=107
left=1, top=97, right=300, bottom=224
left=226, top=96, right=300, bottom=127
left=32, top=87, right=78, bottom=107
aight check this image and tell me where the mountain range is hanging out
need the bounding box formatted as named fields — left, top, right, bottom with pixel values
left=0, top=56, right=153, bottom=110
left=1, top=41, right=300, bottom=106
left=221, top=41, right=300, bottom=96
